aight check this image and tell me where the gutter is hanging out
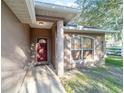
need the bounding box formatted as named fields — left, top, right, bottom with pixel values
left=64, top=26, right=120, bottom=33
left=35, top=1, right=81, bottom=14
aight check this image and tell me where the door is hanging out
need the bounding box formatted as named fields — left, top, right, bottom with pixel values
left=36, top=38, right=48, bottom=63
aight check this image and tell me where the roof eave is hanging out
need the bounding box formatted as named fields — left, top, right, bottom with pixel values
left=64, top=26, right=120, bottom=33
left=35, top=1, right=81, bottom=14
left=3, top=0, right=36, bottom=24
left=35, top=1, right=81, bottom=23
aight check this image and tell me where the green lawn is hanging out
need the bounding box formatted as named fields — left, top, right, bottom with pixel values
left=105, top=56, right=123, bottom=67
left=61, top=56, right=123, bottom=93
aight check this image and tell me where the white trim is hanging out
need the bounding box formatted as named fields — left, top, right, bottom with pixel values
left=64, top=26, right=120, bottom=33
left=70, top=35, right=81, bottom=60
left=35, top=1, right=81, bottom=23
left=93, top=38, right=96, bottom=60
left=83, top=35, right=96, bottom=60
left=70, top=35, right=95, bottom=61
left=80, top=35, right=95, bottom=40
left=81, top=37, right=83, bottom=59
left=25, top=0, right=36, bottom=23
left=35, top=1, right=81, bottom=14
left=70, top=35, right=72, bottom=64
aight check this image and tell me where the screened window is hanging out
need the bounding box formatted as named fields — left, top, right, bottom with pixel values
left=71, top=50, right=81, bottom=60
left=71, top=36, right=81, bottom=49
left=71, top=35, right=81, bottom=60
left=71, top=35, right=94, bottom=60
left=82, top=37, right=93, bottom=49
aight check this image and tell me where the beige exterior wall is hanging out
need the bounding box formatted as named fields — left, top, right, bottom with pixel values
left=64, top=32, right=105, bottom=70
left=1, top=1, right=30, bottom=93
left=30, top=28, right=52, bottom=64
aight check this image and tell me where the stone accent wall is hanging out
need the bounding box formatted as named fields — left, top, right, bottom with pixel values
left=64, top=32, right=105, bottom=70
left=64, top=34, right=75, bottom=69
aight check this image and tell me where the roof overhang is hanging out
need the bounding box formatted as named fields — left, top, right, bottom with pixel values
left=34, top=1, right=81, bottom=24
left=64, top=26, right=120, bottom=34
left=3, top=0, right=36, bottom=24
left=3, top=0, right=81, bottom=29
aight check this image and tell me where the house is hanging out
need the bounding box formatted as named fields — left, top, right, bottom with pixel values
left=2, top=0, right=116, bottom=92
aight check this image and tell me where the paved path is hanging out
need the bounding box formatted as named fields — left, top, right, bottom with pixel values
left=18, top=66, right=66, bottom=93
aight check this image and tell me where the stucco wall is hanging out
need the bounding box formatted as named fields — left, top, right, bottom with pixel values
left=30, top=28, right=52, bottom=64
left=64, top=32, right=105, bottom=70
left=1, top=1, right=30, bottom=93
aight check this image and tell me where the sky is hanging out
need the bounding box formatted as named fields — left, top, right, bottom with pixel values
left=35, top=0, right=78, bottom=8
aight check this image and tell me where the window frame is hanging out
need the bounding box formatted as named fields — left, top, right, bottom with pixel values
left=70, top=35, right=95, bottom=61
left=71, top=35, right=82, bottom=60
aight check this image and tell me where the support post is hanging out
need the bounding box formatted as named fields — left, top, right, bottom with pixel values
left=56, top=20, right=64, bottom=77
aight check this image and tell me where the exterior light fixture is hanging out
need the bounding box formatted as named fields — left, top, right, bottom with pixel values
left=39, top=21, right=44, bottom=25
left=36, top=21, right=44, bottom=25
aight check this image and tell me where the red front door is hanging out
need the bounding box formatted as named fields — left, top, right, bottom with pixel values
left=36, top=38, right=47, bottom=63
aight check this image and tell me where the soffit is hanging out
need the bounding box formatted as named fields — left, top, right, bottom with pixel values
left=3, top=0, right=36, bottom=24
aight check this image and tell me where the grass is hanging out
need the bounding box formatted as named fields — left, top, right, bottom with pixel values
left=61, top=56, right=123, bottom=93
left=105, top=56, right=123, bottom=67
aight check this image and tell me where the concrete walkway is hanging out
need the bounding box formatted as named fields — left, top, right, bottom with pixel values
left=18, top=65, right=66, bottom=93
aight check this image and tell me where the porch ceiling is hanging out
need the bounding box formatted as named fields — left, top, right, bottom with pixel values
left=30, top=21, right=53, bottom=29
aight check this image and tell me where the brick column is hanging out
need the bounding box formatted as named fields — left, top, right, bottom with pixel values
left=56, top=20, right=64, bottom=77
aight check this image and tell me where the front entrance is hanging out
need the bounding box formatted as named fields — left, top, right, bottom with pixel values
left=36, top=38, right=48, bottom=64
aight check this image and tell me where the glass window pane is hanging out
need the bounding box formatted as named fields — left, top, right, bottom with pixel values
left=71, top=36, right=80, bottom=49
left=71, top=50, right=81, bottom=60
left=83, top=50, right=93, bottom=59
left=82, top=37, right=93, bottom=49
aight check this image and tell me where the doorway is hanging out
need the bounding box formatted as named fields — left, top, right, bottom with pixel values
left=36, top=38, right=48, bottom=64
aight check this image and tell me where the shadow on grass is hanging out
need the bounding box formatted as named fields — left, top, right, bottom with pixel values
left=61, top=65, right=123, bottom=93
